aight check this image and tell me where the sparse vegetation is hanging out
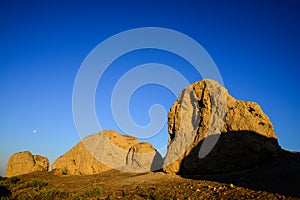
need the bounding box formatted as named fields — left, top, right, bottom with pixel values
left=0, top=196, right=10, bottom=200
left=19, top=179, right=48, bottom=189
left=150, top=192, right=161, bottom=200
left=140, top=191, right=161, bottom=200
left=61, top=167, right=69, bottom=175
left=83, top=186, right=102, bottom=197
left=38, top=188, right=62, bottom=200
left=0, top=169, right=296, bottom=200
left=71, top=186, right=102, bottom=199
left=106, top=192, right=116, bottom=200
left=10, top=176, right=20, bottom=184
left=0, top=185, right=11, bottom=200
left=71, top=193, right=81, bottom=200
left=121, top=189, right=128, bottom=196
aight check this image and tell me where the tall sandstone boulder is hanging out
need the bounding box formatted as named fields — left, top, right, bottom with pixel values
left=163, top=79, right=280, bottom=174
left=6, top=151, right=49, bottom=177
left=52, top=130, right=162, bottom=175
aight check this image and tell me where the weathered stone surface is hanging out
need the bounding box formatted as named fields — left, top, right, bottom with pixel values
left=126, top=142, right=163, bottom=173
left=163, top=79, right=280, bottom=174
left=6, top=151, right=49, bottom=177
left=52, top=139, right=110, bottom=175
left=52, top=130, right=162, bottom=175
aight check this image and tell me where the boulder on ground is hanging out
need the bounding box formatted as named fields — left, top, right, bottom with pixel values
left=163, top=79, right=280, bottom=174
left=52, top=130, right=163, bottom=175
left=6, top=151, right=49, bottom=177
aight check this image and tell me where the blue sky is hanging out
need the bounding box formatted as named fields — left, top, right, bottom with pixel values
left=0, top=0, right=299, bottom=176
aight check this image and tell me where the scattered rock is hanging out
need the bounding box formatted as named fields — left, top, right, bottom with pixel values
left=52, top=130, right=162, bottom=175
left=6, top=151, right=49, bottom=177
left=163, top=79, right=280, bottom=174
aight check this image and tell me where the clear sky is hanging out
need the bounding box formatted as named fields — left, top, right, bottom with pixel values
left=1, top=0, right=299, bottom=176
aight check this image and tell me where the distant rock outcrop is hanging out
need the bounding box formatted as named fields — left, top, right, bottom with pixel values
left=6, top=151, right=49, bottom=177
left=163, top=79, right=280, bottom=174
left=52, top=130, right=163, bottom=175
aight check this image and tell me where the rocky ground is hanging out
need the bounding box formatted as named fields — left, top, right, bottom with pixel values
left=1, top=150, right=299, bottom=200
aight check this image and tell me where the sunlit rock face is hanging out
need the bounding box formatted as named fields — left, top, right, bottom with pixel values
left=52, top=130, right=163, bottom=175
left=6, top=151, right=49, bottom=177
left=163, top=79, right=280, bottom=174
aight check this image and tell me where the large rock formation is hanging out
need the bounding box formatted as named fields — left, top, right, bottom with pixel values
left=52, top=130, right=163, bottom=175
left=6, top=151, right=49, bottom=177
left=163, top=79, right=280, bottom=174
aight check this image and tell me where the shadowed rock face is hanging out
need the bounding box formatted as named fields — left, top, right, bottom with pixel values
left=163, top=79, right=280, bottom=174
left=52, top=130, right=163, bottom=175
left=6, top=151, right=49, bottom=177
left=126, top=142, right=163, bottom=173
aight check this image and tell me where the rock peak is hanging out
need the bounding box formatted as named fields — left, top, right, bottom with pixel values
left=163, top=79, right=280, bottom=174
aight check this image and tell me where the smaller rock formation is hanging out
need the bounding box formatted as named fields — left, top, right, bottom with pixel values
left=52, top=130, right=163, bottom=175
left=6, top=151, right=49, bottom=177
left=126, top=142, right=163, bottom=173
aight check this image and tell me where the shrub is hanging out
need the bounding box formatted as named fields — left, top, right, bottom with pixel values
left=61, top=167, right=69, bottom=175
left=140, top=192, right=161, bottom=200
left=39, top=188, right=61, bottom=200
left=71, top=186, right=102, bottom=200
left=121, top=189, right=129, bottom=196
left=149, top=192, right=161, bottom=200
left=10, top=176, right=20, bottom=184
left=106, top=193, right=116, bottom=200
left=83, top=186, right=102, bottom=197
left=0, top=185, right=11, bottom=200
left=72, top=193, right=82, bottom=200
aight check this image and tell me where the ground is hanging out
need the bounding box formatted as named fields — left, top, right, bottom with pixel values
left=1, top=150, right=299, bottom=200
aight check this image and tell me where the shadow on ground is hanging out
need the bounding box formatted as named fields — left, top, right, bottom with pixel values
left=181, top=149, right=300, bottom=198
left=0, top=185, right=11, bottom=198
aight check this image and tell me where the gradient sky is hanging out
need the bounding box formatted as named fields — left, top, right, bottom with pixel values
left=1, top=0, right=300, bottom=176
